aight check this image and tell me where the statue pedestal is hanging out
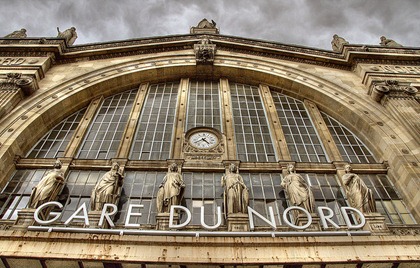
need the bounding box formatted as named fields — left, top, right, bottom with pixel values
left=363, top=213, right=390, bottom=235
left=156, top=213, right=179, bottom=230
left=13, top=208, right=36, bottom=230
left=88, top=211, right=104, bottom=228
left=295, top=213, right=321, bottom=231
left=227, top=213, right=249, bottom=232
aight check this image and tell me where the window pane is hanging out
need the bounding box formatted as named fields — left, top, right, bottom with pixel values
left=230, top=83, right=276, bottom=162
left=130, top=83, right=179, bottom=160
left=77, top=89, right=137, bottom=159
left=322, top=112, right=376, bottom=163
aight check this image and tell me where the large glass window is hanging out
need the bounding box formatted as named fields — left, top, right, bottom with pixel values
left=272, top=92, right=327, bottom=162
left=130, top=82, right=179, bottom=160
left=230, top=83, right=276, bottom=162
left=186, top=81, right=222, bottom=131
left=77, top=89, right=137, bottom=159
left=322, top=112, right=376, bottom=163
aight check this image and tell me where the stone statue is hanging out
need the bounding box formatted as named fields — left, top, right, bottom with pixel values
left=57, top=26, right=78, bottom=45
left=331, top=34, right=349, bottom=52
left=342, top=164, right=376, bottom=214
left=221, top=164, right=249, bottom=215
left=197, top=18, right=217, bottom=29
left=4, top=28, right=27, bottom=38
left=28, top=160, right=65, bottom=209
left=281, top=164, right=315, bottom=214
left=380, top=36, right=403, bottom=48
left=156, top=163, right=185, bottom=213
left=90, top=162, right=124, bottom=211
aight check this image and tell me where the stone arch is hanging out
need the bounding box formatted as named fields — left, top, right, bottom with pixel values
left=0, top=57, right=417, bottom=219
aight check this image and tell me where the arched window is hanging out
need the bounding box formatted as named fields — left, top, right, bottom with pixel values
left=1, top=80, right=415, bottom=226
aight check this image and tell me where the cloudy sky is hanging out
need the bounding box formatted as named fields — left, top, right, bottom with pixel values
left=1, top=0, right=419, bottom=50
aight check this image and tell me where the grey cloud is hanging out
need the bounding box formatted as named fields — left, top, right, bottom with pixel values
left=1, top=0, right=419, bottom=49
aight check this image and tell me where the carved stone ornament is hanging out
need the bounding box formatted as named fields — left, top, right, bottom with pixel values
left=371, top=80, right=419, bottom=102
left=183, top=127, right=225, bottom=161
left=0, top=73, right=36, bottom=95
left=194, top=38, right=216, bottom=64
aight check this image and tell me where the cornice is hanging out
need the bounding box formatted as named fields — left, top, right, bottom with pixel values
left=1, top=34, right=419, bottom=69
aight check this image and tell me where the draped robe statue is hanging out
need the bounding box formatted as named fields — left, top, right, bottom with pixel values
left=57, top=26, right=78, bottom=45
left=222, top=164, right=249, bottom=215
left=342, top=164, right=376, bottom=213
left=156, top=163, right=185, bottom=213
left=90, top=162, right=124, bottom=211
left=380, top=36, right=403, bottom=47
left=281, top=164, right=315, bottom=214
left=4, top=28, right=27, bottom=38
left=331, top=34, right=349, bottom=52
left=28, top=160, right=65, bottom=209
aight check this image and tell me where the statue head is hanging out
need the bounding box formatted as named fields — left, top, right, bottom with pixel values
left=344, top=164, right=352, bottom=173
left=229, top=164, right=238, bottom=173
left=169, top=163, right=178, bottom=172
left=21, top=28, right=27, bottom=33
left=71, top=27, right=76, bottom=31
left=380, top=36, right=386, bottom=41
left=287, top=164, right=295, bottom=173
left=111, top=162, right=120, bottom=171
left=53, top=159, right=62, bottom=169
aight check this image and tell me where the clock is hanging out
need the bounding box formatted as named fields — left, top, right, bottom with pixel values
left=189, top=131, right=219, bottom=149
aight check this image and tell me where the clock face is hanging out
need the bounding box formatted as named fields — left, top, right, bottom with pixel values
left=189, top=131, right=219, bottom=149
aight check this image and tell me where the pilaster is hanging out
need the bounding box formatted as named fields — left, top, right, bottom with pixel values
left=304, top=99, right=343, bottom=162
left=171, top=78, right=189, bottom=159
left=259, top=84, right=291, bottom=161
left=116, top=83, right=149, bottom=158
left=220, top=78, right=236, bottom=160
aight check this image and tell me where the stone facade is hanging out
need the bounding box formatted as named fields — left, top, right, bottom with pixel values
left=0, top=23, right=419, bottom=267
